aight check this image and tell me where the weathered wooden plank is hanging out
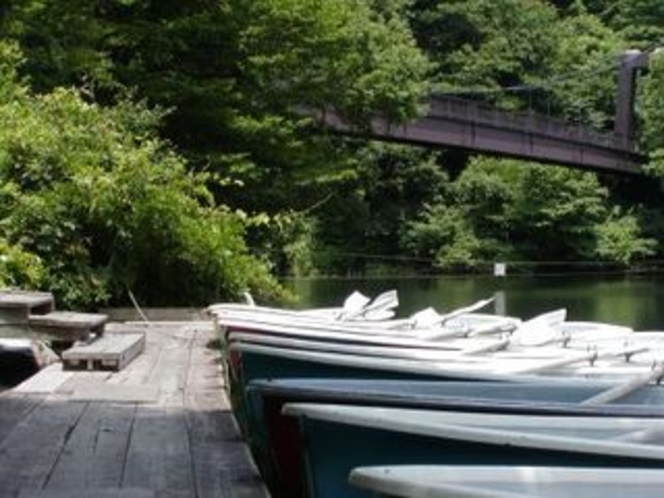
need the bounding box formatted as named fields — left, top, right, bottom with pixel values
left=18, top=488, right=155, bottom=498
left=184, top=327, right=269, bottom=498
left=105, top=332, right=163, bottom=387
left=55, top=372, right=113, bottom=395
left=117, top=325, right=198, bottom=495
left=13, top=365, right=74, bottom=394
left=121, top=405, right=196, bottom=497
left=44, top=402, right=137, bottom=491
left=186, top=327, right=225, bottom=392
left=104, top=323, right=150, bottom=335
left=0, top=397, right=89, bottom=494
left=0, top=394, right=42, bottom=446
left=147, top=327, right=195, bottom=405
left=69, top=384, right=159, bottom=404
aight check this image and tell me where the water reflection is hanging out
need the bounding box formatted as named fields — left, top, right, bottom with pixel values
left=283, top=274, right=664, bottom=330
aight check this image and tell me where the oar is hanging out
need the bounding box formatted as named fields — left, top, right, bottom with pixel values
left=438, top=297, right=496, bottom=325
left=450, top=309, right=567, bottom=347
left=416, top=298, right=496, bottom=339
left=454, top=314, right=633, bottom=357
left=339, top=290, right=400, bottom=321
left=507, top=344, right=651, bottom=375
left=406, top=307, right=443, bottom=330
left=353, top=289, right=399, bottom=320
left=580, top=363, right=664, bottom=406
left=336, top=291, right=371, bottom=320
left=508, top=309, right=568, bottom=347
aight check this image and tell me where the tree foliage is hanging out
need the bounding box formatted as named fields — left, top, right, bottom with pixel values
left=0, top=41, right=283, bottom=308
left=401, top=158, right=656, bottom=270
left=3, top=0, right=430, bottom=205
left=410, top=0, right=559, bottom=104
left=2, top=0, right=664, bottom=288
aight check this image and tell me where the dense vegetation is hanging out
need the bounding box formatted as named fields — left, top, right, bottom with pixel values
left=1, top=0, right=664, bottom=307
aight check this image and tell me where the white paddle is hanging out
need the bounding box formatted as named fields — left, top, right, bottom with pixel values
left=581, top=362, right=664, bottom=406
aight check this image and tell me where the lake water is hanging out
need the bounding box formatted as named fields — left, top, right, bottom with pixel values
left=284, top=273, right=664, bottom=331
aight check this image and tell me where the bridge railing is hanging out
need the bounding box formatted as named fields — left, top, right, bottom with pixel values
left=427, top=95, right=636, bottom=152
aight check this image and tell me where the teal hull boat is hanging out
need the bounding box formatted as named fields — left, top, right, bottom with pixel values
left=225, top=340, right=539, bottom=451
left=283, top=404, right=664, bottom=498
left=225, top=341, right=486, bottom=488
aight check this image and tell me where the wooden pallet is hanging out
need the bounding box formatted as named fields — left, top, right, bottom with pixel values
left=62, top=333, right=146, bottom=371
left=28, top=311, right=108, bottom=342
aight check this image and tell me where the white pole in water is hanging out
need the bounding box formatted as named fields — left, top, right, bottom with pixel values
left=494, top=290, right=506, bottom=316
left=493, top=262, right=506, bottom=277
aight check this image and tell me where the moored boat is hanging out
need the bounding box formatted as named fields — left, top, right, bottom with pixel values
left=208, top=289, right=400, bottom=323
left=349, top=465, right=664, bottom=498
left=247, top=376, right=664, bottom=497
left=251, top=376, right=664, bottom=418
left=213, top=295, right=521, bottom=342
left=283, top=403, right=664, bottom=498
left=226, top=336, right=663, bottom=442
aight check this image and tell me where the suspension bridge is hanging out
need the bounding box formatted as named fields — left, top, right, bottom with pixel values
left=319, top=50, right=651, bottom=175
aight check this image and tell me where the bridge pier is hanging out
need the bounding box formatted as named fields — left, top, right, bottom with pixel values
left=615, top=50, right=649, bottom=144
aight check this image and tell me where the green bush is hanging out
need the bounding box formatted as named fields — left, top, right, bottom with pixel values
left=0, top=43, right=284, bottom=308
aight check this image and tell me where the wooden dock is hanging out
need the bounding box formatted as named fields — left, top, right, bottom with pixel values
left=0, top=321, right=269, bottom=498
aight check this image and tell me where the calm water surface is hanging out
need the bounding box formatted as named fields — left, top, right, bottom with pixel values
left=284, top=273, right=664, bottom=331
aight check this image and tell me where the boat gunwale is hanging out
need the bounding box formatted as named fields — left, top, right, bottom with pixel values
left=283, top=402, right=664, bottom=461
left=349, top=465, right=664, bottom=498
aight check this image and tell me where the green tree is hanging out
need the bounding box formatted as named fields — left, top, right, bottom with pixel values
left=3, top=0, right=430, bottom=199
left=400, top=156, right=655, bottom=271
left=3, top=0, right=431, bottom=277
left=0, top=42, right=283, bottom=308
left=547, top=11, right=626, bottom=127
left=595, top=209, right=656, bottom=265
left=359, top=145, right=449, bottom=254
left=411, top=0, right=560, bottom=107
left=608, top=0, right=664, bottom=47
left=505, top=164, right=608, bottom=260
left=401, top=204, right=485, bottom=271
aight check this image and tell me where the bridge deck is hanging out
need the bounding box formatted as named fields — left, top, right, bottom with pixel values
left=319, top=95, right=647, bottom=175
left=0, top=322, right=268, bottom=498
